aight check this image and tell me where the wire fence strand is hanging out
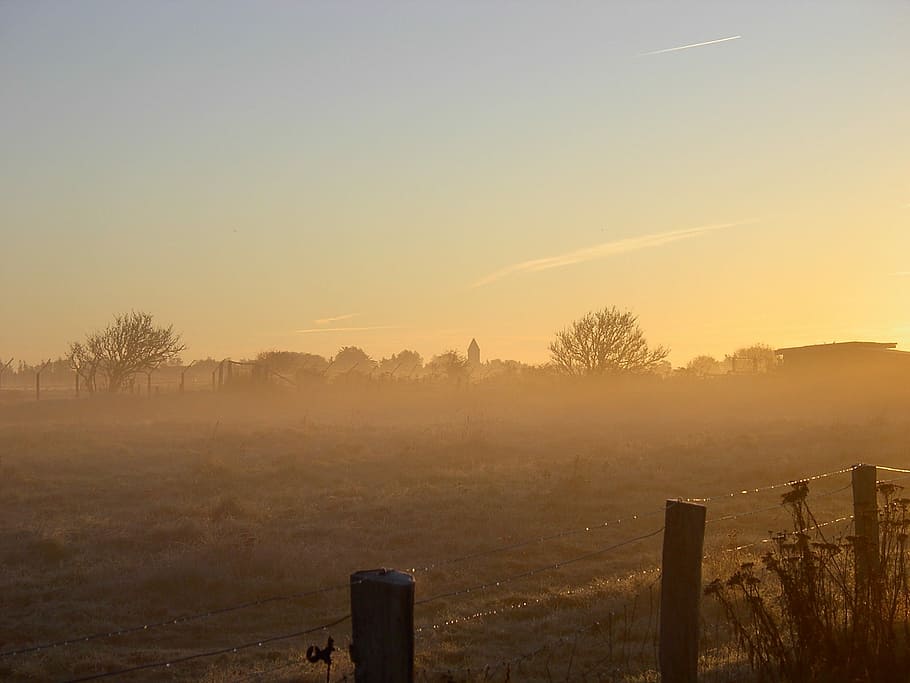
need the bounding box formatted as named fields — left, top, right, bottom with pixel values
left=60, top=614, right=352, bottom=682
left=0, top=583, right=350, bottom=659
left=11, top=461, right=910, bottom=681
left=415, top=527, right=664, bottom=608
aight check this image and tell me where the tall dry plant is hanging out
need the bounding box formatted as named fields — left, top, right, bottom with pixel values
left=706, top=481, right=910, bottom=682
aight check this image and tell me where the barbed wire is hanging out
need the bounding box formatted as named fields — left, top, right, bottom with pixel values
left=876, top=465, right=910, bottom=475
left=407, top=467, right=858, bottom=577
left=704, top=481, right=853, bottom=528
left=705, top=502, right=788, bottom=525
left=416, top=567, right=661, bottom=635
left=415, top=527, right=664, bottom=608
left=0, top=582, right=351, bottom=659
left=417, top=571, right=663, bottom=681
left=407, top=511, right=664, bottom=575
left=5, top=462, right=899, bottom=673
left=721, top=514, right=855, bottom=553
left=61, top=613, right=351, bottom=682
left=684, top=466, right=853, bottom=503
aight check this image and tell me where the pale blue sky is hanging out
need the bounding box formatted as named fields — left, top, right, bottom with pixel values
left=2, top=1, right=908, bottom=364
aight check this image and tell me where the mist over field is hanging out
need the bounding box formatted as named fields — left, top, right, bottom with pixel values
left=3, top=1, right=909, bottom=681
left=3, top=373, right=910, bottom=682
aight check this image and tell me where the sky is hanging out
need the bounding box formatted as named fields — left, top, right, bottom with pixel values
left=2, top=1, right=908, bottom=366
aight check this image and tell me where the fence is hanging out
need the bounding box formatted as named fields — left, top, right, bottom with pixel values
left=2, top=463, right=909, bottom=682
left=0, top=359, right=302, bottom=400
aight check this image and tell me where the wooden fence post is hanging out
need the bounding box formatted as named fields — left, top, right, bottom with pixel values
left=350, top=569, right=414, bottom=683
left=659, top=499, right=706, bottom=683
left=852, top=464, right=879, bottom=588
left=35, top=371, right=40, bottom=401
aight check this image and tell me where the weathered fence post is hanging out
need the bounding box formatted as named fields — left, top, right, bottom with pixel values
left=75, top=372, right=80, bottom=398
left=35, top=371, right=40, bottom=401
left=852, top=464, right=879, bottom=588
left=350, top=568, right=414, bottom=683
left=659, top=499, right=706, bottom=683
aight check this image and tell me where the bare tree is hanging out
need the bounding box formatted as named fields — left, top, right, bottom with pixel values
left=69, top=343, right=100, bottom=393
left=68, top=311, right=185, bottom=393
left=549, top=306, right=669, bottom=376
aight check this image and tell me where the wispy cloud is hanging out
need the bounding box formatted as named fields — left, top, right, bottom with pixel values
left=471, top=219, right=758, bottom=288
left=893, top=271, right=910, bottom=277
left=314, top=313, right=357, bottom=326
left=296, top=325, right=399, bottom=334
left=641, top=35, right=741, bottom=56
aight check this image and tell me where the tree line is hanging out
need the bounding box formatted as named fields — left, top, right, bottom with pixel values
left=0, top=308, right=777, bottom=393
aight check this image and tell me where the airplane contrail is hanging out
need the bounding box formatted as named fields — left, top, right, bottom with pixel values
left=641, top=35, right=741, bottom=56
left=314, top=313, right=357, bottom=326
left=471, top=219, right=758, bottom=288
left=296, top=325, right=399, bottom=334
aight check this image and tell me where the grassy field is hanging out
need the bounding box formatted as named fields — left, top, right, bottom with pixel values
left=1, top=377, right=909, bottom=682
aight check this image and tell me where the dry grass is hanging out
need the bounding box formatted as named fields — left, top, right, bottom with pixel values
left=1, top=377, right=909, bottom=681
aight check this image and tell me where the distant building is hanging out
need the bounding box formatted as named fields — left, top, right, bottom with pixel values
left=775, top=341, right=910, bottom=376
left=467, top=338, right=481, bottom=366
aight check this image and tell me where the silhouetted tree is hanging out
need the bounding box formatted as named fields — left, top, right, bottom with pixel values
left=379, top=350, right=423, bottom=377
left=256, top=350, right=329, bottom=375
left=686, top=355, right=722, bottom=377
left=484, top=358, right=526, bottom=377
left=68, top=311, right=185, bottom=393
left=427, top=350, right=470, bottom=382
left=332, top=346, right=376, bottom=375
left=549, top=307, right=669, bottom=376
left=70, top=343, right=101, bottom=392
left=731, top=343, right=777, bottom=373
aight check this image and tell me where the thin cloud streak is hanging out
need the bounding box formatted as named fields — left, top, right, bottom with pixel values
left=472, top=219, right=758, bottom=288
left=314, top=313, right=358, bottom=325
left=641, top=35, right=741, bottom=56
left=295, top=325, right=399, bottom=334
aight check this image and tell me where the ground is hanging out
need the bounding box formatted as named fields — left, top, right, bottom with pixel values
left=1, top=377, right=908, bottom=682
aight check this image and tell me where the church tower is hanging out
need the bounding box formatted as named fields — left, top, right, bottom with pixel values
left=467, top=338, right=481, bottom=366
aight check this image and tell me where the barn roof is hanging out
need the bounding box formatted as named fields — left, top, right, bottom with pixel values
left=775, top=341, right=899, bottom=354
